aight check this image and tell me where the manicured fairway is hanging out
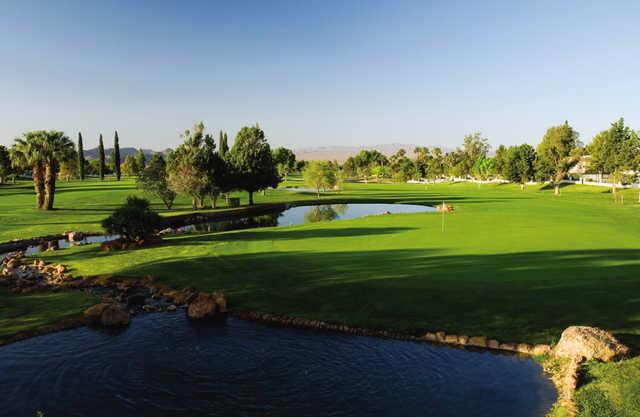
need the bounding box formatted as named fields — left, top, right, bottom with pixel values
left=28, top=181, right=640, bottom=347
left=3, top=179, right=640, bottom=416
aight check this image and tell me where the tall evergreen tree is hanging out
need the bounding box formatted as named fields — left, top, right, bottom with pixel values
left=98, top=134, right=105, bottom=181
left=114, top=131, right=121, bottom=181
left=136, top=149, right=146, bottom=173
left=219, top=131, right=229, bottom=158
left=77, top=132, right=85, bottom=180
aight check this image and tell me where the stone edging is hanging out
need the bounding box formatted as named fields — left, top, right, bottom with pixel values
left=234, top=310, right=551, bottom=356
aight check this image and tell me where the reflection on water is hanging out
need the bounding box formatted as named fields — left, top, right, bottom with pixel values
left=302, top=204, right=349, bottom=223
left=0, top=314, right=556, bottom=417
left=1, top=204, right=435, bottom=259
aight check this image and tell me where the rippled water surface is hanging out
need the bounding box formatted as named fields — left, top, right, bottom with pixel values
left=0, top=314, right=556, bottom=417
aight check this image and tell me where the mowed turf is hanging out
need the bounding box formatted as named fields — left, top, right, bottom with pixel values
left=28, top=180, right=640, bottom=347
left=3, top=179, right=640, bottom=416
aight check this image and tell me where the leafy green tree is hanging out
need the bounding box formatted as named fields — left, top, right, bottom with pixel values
left=137, top=154, right=176, bottom=209
left=229, top=124, right=279, bottom=205
left=493, top=144, right=508, bottom=178
left=0, top=145, right=15, bottom=184
left=121, top=155, right=138, bottom=176
left=461, top=132, right=490, bottom=176
left=59, top=157, right=78, bottom=181
left=536, top=121, right=580, bottom=195
left=389, top=149, right=416, bottom=182
left=272, top=147, right=296, bottom=182
left=202, top=133, right=226, bottom=208
left=471, top=155, right=494, bottom=180
left=102, top=196, right=163, bottom=243
left=588, top=117, right=640, bottom=193
left=426, top=147, right=444, bottom=180
left=504, top=144, right=536, bottom=189
left=342, top=157, right=357, bottom=178
left=113, top=131, right=121, bottom=181
left=77, top=132, right=85, bottom=180
left=167, top=122, right=211, bottom=209
left=303, top=160, right=337, bottom=198
left=219, top=131, right=229, bottom=158
left=136, top=149, right=147, bottom=173
left=98, top=134, right=105, bottom=181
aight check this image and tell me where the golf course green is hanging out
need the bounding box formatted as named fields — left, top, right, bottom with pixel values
left=1, top=177, right=639, bottom=416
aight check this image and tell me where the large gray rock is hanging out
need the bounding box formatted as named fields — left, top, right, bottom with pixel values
left=554, top=326, right=629, bottom=362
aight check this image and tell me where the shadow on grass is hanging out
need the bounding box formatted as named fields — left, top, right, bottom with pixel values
left=51, top=238, right=640, bottom=348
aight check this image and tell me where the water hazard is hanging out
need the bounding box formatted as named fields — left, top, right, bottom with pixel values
left=0, top=313, right=556, bottom=417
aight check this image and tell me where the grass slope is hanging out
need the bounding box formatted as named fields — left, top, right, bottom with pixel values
left=2, top=178, right=640, bottom=415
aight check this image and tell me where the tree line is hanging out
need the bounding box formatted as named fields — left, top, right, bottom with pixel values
left=321, top=119, right=639, bottom=195
left=1, top=124, right=296, bottom=210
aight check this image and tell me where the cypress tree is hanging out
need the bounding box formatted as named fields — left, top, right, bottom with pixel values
left=78, top=132, right=85, bottom=180
left=114, top=131, right=121, bottom=181
left=219, top=131, right=229, bottom=158
left=98, top=134, right=105, bottom=181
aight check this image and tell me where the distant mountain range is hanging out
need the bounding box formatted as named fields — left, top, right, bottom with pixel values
left=294, top=144, right=450, bottom=163
left=83, top=147, right=170, bottom=161
left=84, top=144, right=449, bottom=163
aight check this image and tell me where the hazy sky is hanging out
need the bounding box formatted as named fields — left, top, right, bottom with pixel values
left=1, top=0, right=639, bottom=151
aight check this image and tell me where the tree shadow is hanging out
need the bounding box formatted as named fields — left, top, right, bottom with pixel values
left=55, top=244, right=640, bottom=349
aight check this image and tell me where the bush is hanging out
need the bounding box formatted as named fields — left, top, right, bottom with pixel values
left=102, top=196, right=163, bottom=242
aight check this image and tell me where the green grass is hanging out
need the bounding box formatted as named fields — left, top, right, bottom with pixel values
left=2, top=177, right=640, bottom=414
left=0, top=176, right=313, bottom=242
left=574, top=356, right=640, bottom=416
left=0, top=290, right=96, bottom=342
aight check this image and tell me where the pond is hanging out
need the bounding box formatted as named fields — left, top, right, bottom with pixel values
left=180, top=203, right=435, bottom=232
left=0, top=314, right=556, bottom=417
left=1, top=204, right=433, bottom=259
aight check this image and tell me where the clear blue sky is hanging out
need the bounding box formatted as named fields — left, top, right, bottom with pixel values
left=1, top=0, right=639, bottom=151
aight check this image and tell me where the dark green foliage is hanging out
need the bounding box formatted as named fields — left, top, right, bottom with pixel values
left=272, top=147, right=296, bottom=180
left=229, top=125, right=279, bottom=205
left=102, top=196, right=163, bottom=242
left=136, top=149, right=146, bottom=173
left=137, top=154, right=176, bottom=209
left=493, top=144, right=508, bottom=177
left=504, top=144, right=536, bottom=186
left=589, top=117, right=640, bottom=175
left=77, top=132, right=85, bottom=180
left=98, top=134, right=105, bottom=181
left=219, top=131, right=229, bottom=158
left=0, top=145, right=14, bottom=184
left=114, top=131, right=121, bottom=181
left=536, top=121, right=580, bottom=194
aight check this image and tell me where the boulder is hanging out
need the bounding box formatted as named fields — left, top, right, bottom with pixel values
left=187, top=292, right=219, bottom=319
left=554, top=326, right=629, bottom=362
left=84, top=303, right=109, bottom=324
left=100, top=303, right=131, bottom=326
left=84, top=303, right=130, bottom=327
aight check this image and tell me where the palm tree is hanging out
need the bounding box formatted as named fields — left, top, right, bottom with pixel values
left=11, top=132, right=47, bottom=209
left=11, top=131, right=75, bottom=210
left=40, top=131, right=75, bottom=210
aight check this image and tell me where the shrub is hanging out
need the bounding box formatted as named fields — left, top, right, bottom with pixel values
left=102, top=196, right=163, bottom=242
